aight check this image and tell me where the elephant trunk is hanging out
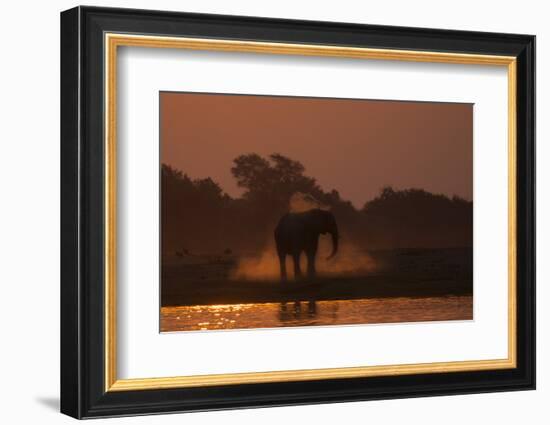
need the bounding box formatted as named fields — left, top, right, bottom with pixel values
left=326, top=230, right=339, bottom=260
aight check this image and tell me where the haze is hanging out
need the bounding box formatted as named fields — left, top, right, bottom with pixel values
left=160, top=92, right=472, bottom=208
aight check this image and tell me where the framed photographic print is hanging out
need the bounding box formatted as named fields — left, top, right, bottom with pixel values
left=60, top=6, right=535, bottom=419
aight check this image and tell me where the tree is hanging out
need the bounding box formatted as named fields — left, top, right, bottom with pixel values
left=231, top=153, right=320, bottom=207
left=161, top=160, right=473, bottom=254
left=361, top=186, right=473, bottom=248
left=161, top=164, right=229, bottom=253
left=230, top=153, right=272, bottom=195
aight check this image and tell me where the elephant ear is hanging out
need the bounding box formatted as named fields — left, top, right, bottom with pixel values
left=308, top=208, right=331, bottom=234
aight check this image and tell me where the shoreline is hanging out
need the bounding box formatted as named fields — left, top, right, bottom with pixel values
left=161, top=275, right=472, bottom=306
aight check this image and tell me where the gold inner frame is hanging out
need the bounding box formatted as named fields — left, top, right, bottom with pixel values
left=104, top=33, right=517, bottom=392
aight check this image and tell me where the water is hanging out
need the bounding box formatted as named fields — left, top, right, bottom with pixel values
left=160, top=296, right=472, bottom=332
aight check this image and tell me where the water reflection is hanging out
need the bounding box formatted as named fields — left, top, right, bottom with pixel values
left=161, top=295, right=472, bottom=332
left=278, top=300, right=317, bottom=322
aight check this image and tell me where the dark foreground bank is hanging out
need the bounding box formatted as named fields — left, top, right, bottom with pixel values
left=161, top=247, right=472, bottom=306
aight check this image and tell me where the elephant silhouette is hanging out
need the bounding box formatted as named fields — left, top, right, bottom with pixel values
left=274, top=208, right=338, bottom=281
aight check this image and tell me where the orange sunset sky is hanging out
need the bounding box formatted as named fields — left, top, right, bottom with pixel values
left=160, top=92, right=473, bottom=208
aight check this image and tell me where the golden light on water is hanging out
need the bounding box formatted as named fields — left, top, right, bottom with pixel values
left=161, top=296, right=473, bottom=332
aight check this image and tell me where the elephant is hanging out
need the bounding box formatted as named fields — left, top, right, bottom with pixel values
left=274, top=208, right=338, bottom=281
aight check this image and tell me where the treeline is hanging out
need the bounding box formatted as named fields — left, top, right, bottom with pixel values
left=161, top=153, right=472, bottom=255
left=361, top=187, right=472, bottom=249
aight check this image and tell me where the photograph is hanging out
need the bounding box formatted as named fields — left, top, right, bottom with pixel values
left=58, top=5, right=535, bottom=419
left=160, top=92, right=474, bottom=332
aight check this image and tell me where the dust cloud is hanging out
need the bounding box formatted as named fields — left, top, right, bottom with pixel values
left=231, top=193, right=376, bottom=281
left=288, top=192, right=328, bottom=212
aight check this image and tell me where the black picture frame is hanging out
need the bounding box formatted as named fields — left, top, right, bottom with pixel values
left=61, top=5, right=535, bottom=419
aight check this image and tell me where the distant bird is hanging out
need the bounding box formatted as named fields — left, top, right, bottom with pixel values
left=175, top=248, right=191, bottom=259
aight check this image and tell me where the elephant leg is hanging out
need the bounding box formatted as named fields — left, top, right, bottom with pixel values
left=306, top=250, right=317, bottom=279
left=292, top=253, right=302, bottom=279
left=278, top=253, right=287, bottom=282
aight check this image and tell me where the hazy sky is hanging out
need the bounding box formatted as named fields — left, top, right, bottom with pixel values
left=160, top=92, right=472, bottom=208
